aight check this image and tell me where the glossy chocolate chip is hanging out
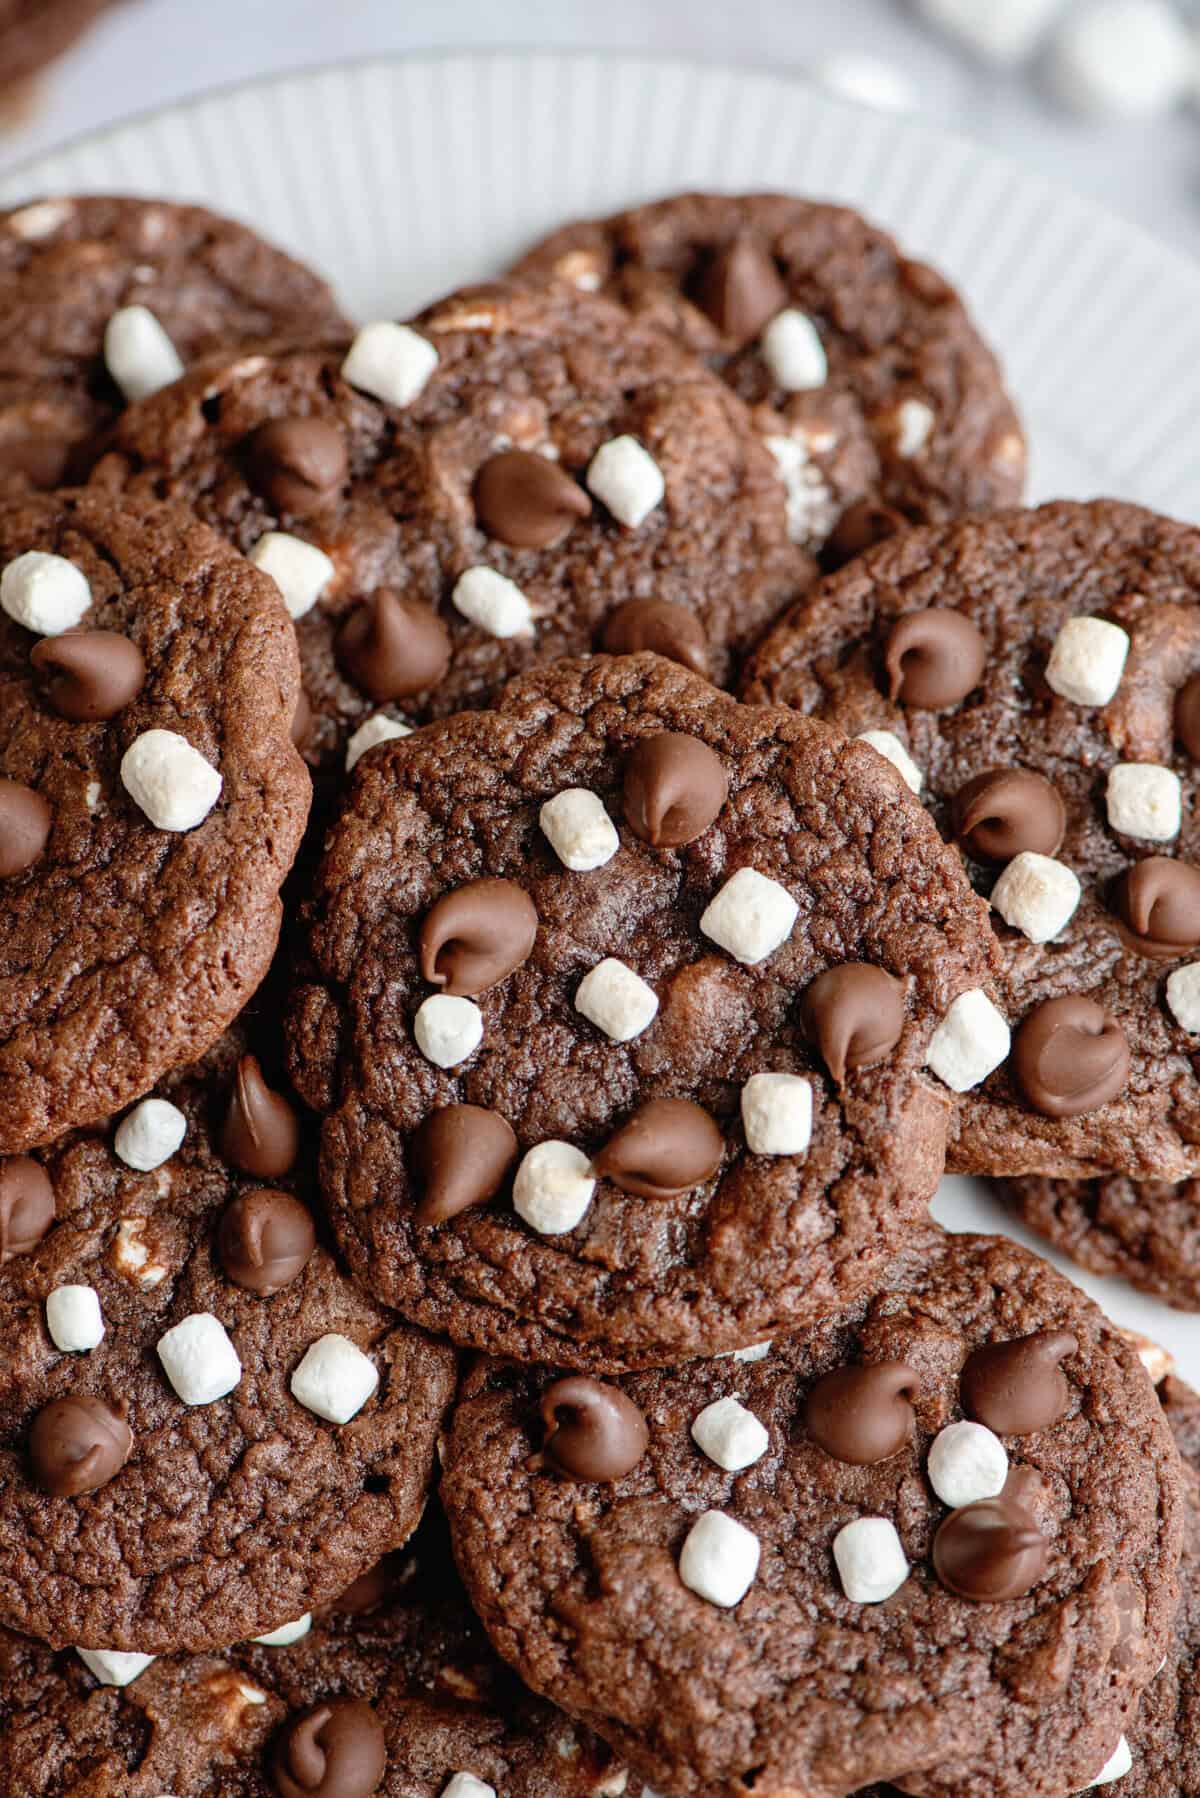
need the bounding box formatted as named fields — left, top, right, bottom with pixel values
left=31, top=630, right=145, bottom=722
left=419, top=878, right=537, bottom=996
left=0, top=1156, right=55, bottom=1260
left=220, top=1056, right=300, bottom=1179
left=801, top=964, right=906, bottom=1085
left=271, top=1698, right=387, bottom=1798
left=329, top=1554, right=403, bottom=1615
left=623, top=733, right=728, bottom=848
left=804, top=1360, right=920, bottom=1465
left=602, top=597, right=710, bottom=677
left=825, top=499, right=906, bottom=568
left=291, top=688, right=313, bottom=750
left=218, top=1189, right=316, bottom=1295
left=1176, top=672, right=1200, bottom=761
left=884, top=609, right=987, bottom=710
left=960, top=1331, right=1078, bottom=1435
left=245, top=416, right=348, bottom=516
left=933, top=1497, right=1047, bottom=1601
left=0, top=779, right=50, bottom=876
left=336, top=590, right=451, bottom=702
left=474, top=448, right=592, bottom=549
left=1011, top=996, right=1130, bottom=1119
left=593, top=1097, right=723, bottom=1199
left=1111, top=857, right=1200, bottom=958
left=540, top=1375, right=649, bottom=1481
left=29, top=1395, right=132, bottom=1498
left=952, top=769, right=1066, bottom=864
left=412, top=1103, right=518, bottom=1226
left=695, top=238, right=788, bottom=344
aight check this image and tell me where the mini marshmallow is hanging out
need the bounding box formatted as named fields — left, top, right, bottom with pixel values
left=926, top=988, right=1011, bottom=1093
left=512, top=1140, right=596, bottom=1235
left=810, top=51, right=916, bottom=112
left=345, top=712, right=411, bottom=772
left=586, top=435, right=665, bottom=529
left=678, top=1510, right=761, bottom=1608
left=120, top=730, right=222, bottom=832
left=156, top=1312, right=242, bottom=1406
left=727, top=1340, right=773, bottom=1363
left=45, top=1284, right=105, bottom=1353
left=414, top=994, right=484, bottom=1068
left=7, top=198, right=74, bottom=239
left=893, top=398, right=935, bottom=458
left=1106, top=763, right=1182, bottom=841
left=76, top=1648, right=155, bottom=1687
left=856, top=729, right=923, bottom=794
left=540, top=788, right=620, bottom=871
left=248, top=531, right=334, bottom=621
left=832, top=1516, right=910, bottom=1604
left=1044, top=616, right=1130, bottom=707
left=926, top=1421, right=1008, bottom=1509
left=990, top=851, right=1081, bottom=944
left=1167, top=963, right=1200, bottom=1033
left=741, top=1072, right=813, bottom=1156
left=575, top=958, right=659, bottom=1042
left=760, top=309, right=828, bottom=391
left=916, top=0, right=1064, bottom=64
left=103, top=305, right=184, bottom=402
left=691, top=1396, right=770, bottom=1472
left=0, top=549, right=91, bottom=635
left=1052, top=0, right=1191, bottom=119
left=1078, top=1736, right=1133, bottom=1790
left=452, top=565, right=535, bottom=638
left=341, top=320, right=439, bottom=407
left=114, top=1097, right=187, bottom=1171
left=764, top=433, right=838, bottom=544
left=700, top=867, right=799, bottom=965
left=442, top=1777, right=497, bottom=1798
left=290, top=1333, right=379, bottom=1423
left=252, top=1613, right=312, bottom=1647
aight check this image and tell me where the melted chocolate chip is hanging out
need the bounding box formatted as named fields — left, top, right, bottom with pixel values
left=933, top=1496, right=1048, bottom=1602
left=291, top=688, right=313, bottom=750
left=271, top=1698, right=387, bottom=1798
left=474, top=448, right=592, bottom=549
left=336, top=590, right=451, bottom=702
left=218, top=1189, right=316, bottom=1295
left=601, top=598, right=710, bottom=676
left=801, top=963, right=906, bottom=1085
left=419, top=878, right=538, bottom=996
left=1111, top=857, right=1200, bottom=958
left=220, top=1056, right=300, bottom=1179
left=0, top=779, right=50, bottom=876
left=960, top=1331, right=1078, bottom=1435
left=329, top=1555, right=404, bottom=1615
left=29, top=1395, right=131, bottom=1498
left=31, top=630, right=145, bottom=721
left=695, top=238, right=788, bottom=344
left=540, top=1375, right=649, bottom=1481
left=1011, top=997, right=1130, bottom=1119
left=593, top=1097, right=724, bottom=1198
left=884, top=609, right=987, bottom=709
left=412, top=1103, right=518, bottom=1226
left=244, top=417, right=348, bottom=516
left=1175, top=672, right=1200, bottom=761
left=0, top=1156, right=55, bottom=1260
left=804, top=1361, right=920, bottom=1465
left=952, top=769, right=1066, bottom=864
left=825, top=500, right=906, bottom=568
left=623, top=733, right=728, bottom=848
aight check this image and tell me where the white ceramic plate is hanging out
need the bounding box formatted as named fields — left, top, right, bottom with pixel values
left=5, top=50, right=1199, bottom=1379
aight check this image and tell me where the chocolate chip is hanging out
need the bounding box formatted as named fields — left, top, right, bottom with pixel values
left=473, top=448, right=592, bottom=549
left=933, top=1496, right=1047, bottom=1601
left=593, top=1097, right=723, bottom=1198
left=601, top=597, right=710, bottom=676
left=623, top=733, right=728, bottom=848
left=1111, top=856, right=1200, bottom=958
left=695, top=238, right=788, bottom=344
left=804, top=1360, right=920, bottom=1465
left=540, top=1375, right=649, bottom=1481
left=218, top=1188, right=316, bottom=1295
left=29, top=1395, right=132, bottom=1498
left=0, top=435, right=70, bottom=489
left=0, top=1156, right=55, bottom=1260
left=419, top=878, right=538, bottom=996
left=220, top=1056, right=300, bottom=1179
left=952, top=769, right=1066, bottom=864
left=1011, top=996, right=1130, bottom=1119
left=336, top=590, right=451, bottom=702
left=884, top=609, right=987, bottom=709
left=825, top=500, right=906, bottom=568
left=0, top=779, right=50, bottom=876
left=245, top=416, right=348, bottom=516
left=1111, top=1575, right=1147, bottom=1672
left=801, top=963, right=906, bottom=1085
left=1175, top=672, right=1200, bottom=761
left=412, top=1103, right=518, bottom=1225
left=271, top=1698, right=387, bottom=1798
left=291, top=687, right=313, bottom=750
left=960, top=1331, right=1078, bottom=1435
left=329, top=1555, right=403, bottom=1615
left=31, top=629, right=145, bottom=721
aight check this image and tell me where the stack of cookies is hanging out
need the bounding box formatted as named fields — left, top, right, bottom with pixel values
left=0, top=186, right=1195, bottom=1798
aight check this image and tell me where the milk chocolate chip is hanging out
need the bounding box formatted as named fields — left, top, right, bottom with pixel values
left=1175, top=672, right=1200, bottom=761
left=933, top=1497, right=1048, bottom=1601
left=419, top=878, right=537, bottom=996
left=801, top=964, right=906, bottom=1084
left=245, top=417, right=348, bottom=516
left=952, top=769, right=1066, bottom=864
left=695, top=238, right=787, bottom=344
left=884, top=609, right=987, bottom=709
left=474, top=448, right=591, bottom=548
left=0, top=1156, right=55, bottom=1260
left=960, top=1331, right=1078, bottom=1435
left=220, top=1056, right=299, bottom=1178
left=29, top=1395, right=132, bottom=1498
left=412, top=1103, right=518, bottom=1226
left=336, top=590, right=451, bottom=702
left=623, top=733, right=728, bottom=848
left=31, top=630, right=145, bottom=721
left=1111, top=857, right=1200, bottom=958
left=602, top=597, right=709, bottom=676
left=272, top=1698, right=386, bottom=1798
left=593, top=1097, right=723, bottom=1198
left=804, top=1360, right=920, bottom=1464
left=826, top=500, right=905, bottom=567
left=1012, top=997, right=1130, bottom=1119
left=0, top=779, right=50, bottom=876
left=218, top=1189, right=316, bottom=1295
left=541, top=1375, right=649, bottom=1481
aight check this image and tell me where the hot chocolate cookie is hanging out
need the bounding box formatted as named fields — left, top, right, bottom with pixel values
left=1005, top=1169, right=1200, bottom=1310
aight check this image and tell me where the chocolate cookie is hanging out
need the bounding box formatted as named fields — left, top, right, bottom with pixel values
left=0, top=193, right=346, bottom=489
left=0, top=0, right=119, bottom=90
left=511, top=191, right=1025, bottom=558
left=0, top=486, right=310, bottom=1151
left=1004, top=1170, right=1200, bottom=1310
left=88, top=278, right=813, bottom=770
left=441, top=1229, right=1183, bottom=1798
left=743, top=498, right=1200, bottom=1179
left=286, top=651, right=996, bottom=1370
left=0, top=1028, right=456, bottom=1653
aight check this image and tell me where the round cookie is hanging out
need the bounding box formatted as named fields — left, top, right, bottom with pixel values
left=0, top=486, right=310, bottom=1152
left=1004, top=1170, right=1200, bottom=1310
left=88, top=278, right=814, bottom=770
left=286, top=651, right=997, bottom=1371
left=0, top=193, right=347, bottom=488
left=0, top=1028, right=456, bottom=1653
left=743, top=498, right=1200, bottom=1180
left=511, top=191, right=1026, bottom=558
left=440, top=1229, right=1183, bottom=1798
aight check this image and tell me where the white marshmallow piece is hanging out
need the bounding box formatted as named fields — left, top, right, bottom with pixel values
left=575, top=958, right=659, bottom=1043
left=893, top=398, right=935, bottom=458
left=926, top=988, right=1011, bottom=1093
left=1166, top=963, right=1200, bottom=1033
left=156, top=1312, right=242, bottom=1406
left=856, top=729, right=923, bottom=795
left=587, top=435, right=665, bottom=529
left=452, top=565, right=535, bottom=638
left=741, top=1072, right=813, bottom=1156
left=341, top=320, right=438, bottom=407
left=103, top=305, right=184, bottom=402
left=345, top=712, right=411, bottom=772
left=832, top=1516, right=910, bottom=1604
left=76, top=1647, right=155, bottom=1687
left=700, top=867, right=799, bottom=965
left=248, top=531, right=334, bottom=621
left=678, top=1510, right=761, bottom=1608
left=512, top=1140, right=596, bottom=1236
left=760, top=309, right=828, bottom=392
left=810, top=51, right=916, bottom=112
left=1078, top=1735, right=1133, bottom=1790
left=45, top=1284, right=105, bottom=1353
left=1045, top=616, right=1130, bottom=707
left=926, top=1421, right=1009, bottom=1509
left=120, top=730, right=221, bottom=832
left=1106, top=763, right=1182, bottom=842
left=916, top=0, right=1064, bottom=65
left=0, top=549, right=90, bottom=635
left=290, top=1333, right=379, bottom=1424
left=540, top=788, right=619, bottom=871
left=990, top=851, right=1082, bottom=944
left=764, top=432, right=838, bottom=545
left=691, top=1397, right=770, bottom=1472
left=414, top=994, right=484, bottom=1069
left=252, top=1613, right=312, bottom=1646
left=1052, top=0, right=1191, bottom=119
left=114, top=1097, right=187, bottom=1171
left=442, top=1777, right=497, bottom=1798
left=727, top=1340, right=773, bottom=1363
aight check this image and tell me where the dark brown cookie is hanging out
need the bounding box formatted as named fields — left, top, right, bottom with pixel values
left=743, top=499, right=1200, bottom=1179
left=1004, top=1169, right=1200, bottom=1310
left=441, top=1229, right=1183, bottom=1798
left=0, top=0, right=119, bottom=90
left=0, top=1029, right=455, bottom=1653
left=511, top=191, right=1025, bottom=558
left=286, top=652, right=997, bottom=1370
